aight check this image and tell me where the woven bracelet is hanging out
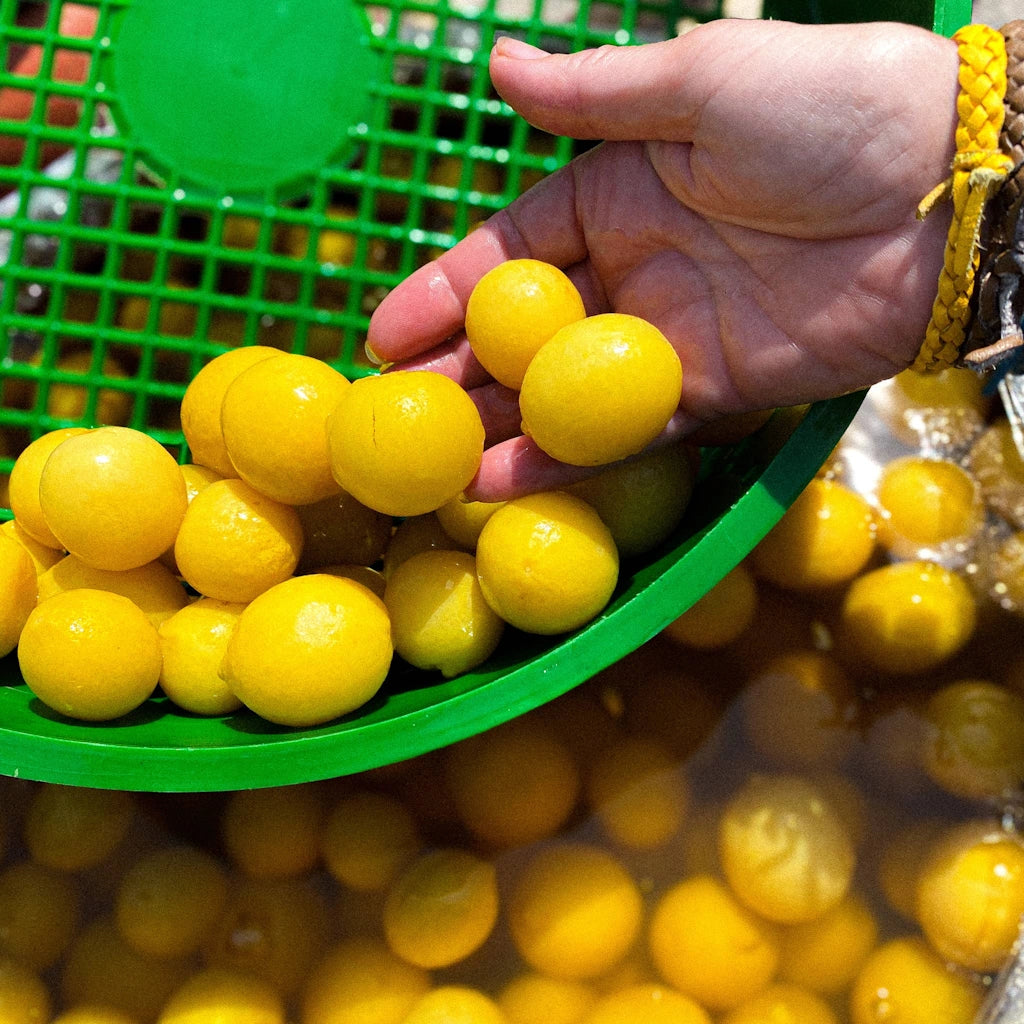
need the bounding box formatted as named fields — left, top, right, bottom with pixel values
left=911, top=23, right=1015, bottom=374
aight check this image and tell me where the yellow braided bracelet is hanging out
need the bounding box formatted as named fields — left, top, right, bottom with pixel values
left=912, top=23, right=1016, bottom=373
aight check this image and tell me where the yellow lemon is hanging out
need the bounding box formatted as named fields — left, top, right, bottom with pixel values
left=519, top=313, right=682, bottom=467
left=875, top=455, right=982, bottom=553
left=173, top=478, right=303, bottom=603
left=584, top=735, right=688, bottom=850
left=300, top=936, right=430, bottom=1024
left=22, top=785, right=135, bottom=873
left=0, top=859, right=80, bottom=970
left=402, top=986, right=506, bottom=1024
left=37, top=426, right=188, bottom=571
left=382, top=513, right=463, bottom=577
left=115, top=846, right=229, bottom=959
left=648, top=874, right=781, bottom=1011
left=849, top=937, right=983, bottom=1024
left=17, top=589, right=161, bottom=721
left=720, top=983, right=839, bottom=1024
left=475, top=490, right=619, bottom=635
left=921, top=679, right=1024, bottom=801
left=384, top=548, right=505, bottom=677
left=442, top=713, right=580, bottom=848
left=221, top=573, right=392, bottom=727
left=320, top=789, right=422, bottom=893
left=718, top=773, right=855, bottom=924
left=839, top=560, right=976, bottom=676
left=750, top=477, right=876, bottom=591
left=498, top=972, right=596, bottom=1024
left=179, top=346, right=280, bottom=476
left=664, top=561, right=758, bottom=650
left=465, top=258, right=586, bottom=389
left=507, top=842, right=643, bottom=981
left=220, top=352, right=350, bottom=506
left=61, top=917, right=192, bottom=1023
left=777, top=892, right=878, bottom=996
left=202, top=876, right=331, bottom=998
left=7, top=427, right=90, bottom=547
left=157, top=968, right=285, bottom=1024
left=0, top=518, right=64, bottom=575
left=569, top=444, right=695, bottom=557
left=383, top=847, right=499, bottom=969
left=0, top=534, right=36, bottom=658
left=327, top=369, right=485, bottom=517
left=581, top=985, right=711, bottom=1024
left=157, top=599, right=246, bottom=716
left=37, top=554, right=189, bottom=628
left=915, top=821, right=1024, bottom=973
left=220, top=783, right=325, bottom=879
left=435, top=494, right=506, bottom=549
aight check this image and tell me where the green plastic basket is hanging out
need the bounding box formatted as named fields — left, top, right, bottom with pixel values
left=0, top=0, right=970, bottom=791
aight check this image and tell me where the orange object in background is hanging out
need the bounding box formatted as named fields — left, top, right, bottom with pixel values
left=0, top=3, right=97, bottom=170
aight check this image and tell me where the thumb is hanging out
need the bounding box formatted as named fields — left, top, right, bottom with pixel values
left=488, top=26, right=735, bottom=141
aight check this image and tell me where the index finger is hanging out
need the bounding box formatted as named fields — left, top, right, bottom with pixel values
left=365, top=162, right=591, bottom=363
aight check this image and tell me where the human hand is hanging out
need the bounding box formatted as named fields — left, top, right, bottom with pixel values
left=366, top=18, right=960, bottom=500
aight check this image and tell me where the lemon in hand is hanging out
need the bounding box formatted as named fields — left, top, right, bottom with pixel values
left=519, top=313, right=682, bottom=467
left=327, top=370, right=485, bottom=517
left=465, top=259, right=586, bottom=389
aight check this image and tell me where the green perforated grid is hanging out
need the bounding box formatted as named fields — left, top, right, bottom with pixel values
left=0, top=0, right=723, bottom=495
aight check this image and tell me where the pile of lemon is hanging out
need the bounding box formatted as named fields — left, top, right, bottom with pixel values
left=0, top=259, right=692, bottom=727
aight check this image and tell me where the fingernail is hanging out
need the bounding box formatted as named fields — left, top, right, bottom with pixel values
left=493, top=36, right=550, bottom=60
left=364, top=341, right=383, bottom=365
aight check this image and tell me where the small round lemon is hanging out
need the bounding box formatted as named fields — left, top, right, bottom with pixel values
left=507, top=842, right=643, bottom=980
left=384, top=549, right=505, bottom=678
left=179, top=345, right=280, bottom=476
left=519, top=313, right=682, bottom=467
left=498, top=972, right=596, bottom=1024
left=157, top=599, right=246, bottom=716
left=327, top=369, right=485, bottom=517
left=115, top=846, right=229, bottom=959
left=664, top=562, right=758, bottom=650
left=22, top=785, right=136, bottom=873
left=849, top=937, right=983, bottom=1024
left=301, top=936, right=430, bottom=1024
left=718, top=773, right=855, bottom=924
left=839, top=560, right=976, bottom=676
left=173, top=478, right=304, bottom=603
left=37, top=426, right=188, bottom=571
left=475, top=490, right=619, bottom=635
left=37, top=554, right=189, bottom=629
left=402, top=986, right=506, bottom=1024
left=383, top=847, right=499, bottom=969
left=721, top=983, right=838, bottom=1024
left=750, top=477, right=876, bottom=591
left=648, top=874, right=781, bottom=1012
left=465, top=258, right=586, bottom=389
left=157, top=967, right=286, bottom=1024
left=296, top=489, right=393, bottom=572
left=7, top=427, right=90, bottom=548
left=435, top=495, right=506, bottom=550
left=0, top=518, right=64, bottom=575
left=221, top=352, right=350, bottom=506
left=0, top=533, right=36, bottom=658
left=221, top=573, right=393, bottom=727
left=569, top=444, right=695, bottom=557
left=442, top=713, right=580, bottom=848
left=583, top=985, right=712, bottom=1024
left=17, top=589, right=161, bottom=721
left=220, top=783, right=325, bottom=880
left=320, top=789, right=422, bottom=893
left=0, top=859, right=80, bottom=970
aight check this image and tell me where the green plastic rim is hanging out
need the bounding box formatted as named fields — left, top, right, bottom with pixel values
left=0, top=0, right=971, bottom=790
left=0, top=393, right=862, bottom=791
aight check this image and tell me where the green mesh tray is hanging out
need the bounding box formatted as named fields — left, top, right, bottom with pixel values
left=0, top=0, right=970, bottom=790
